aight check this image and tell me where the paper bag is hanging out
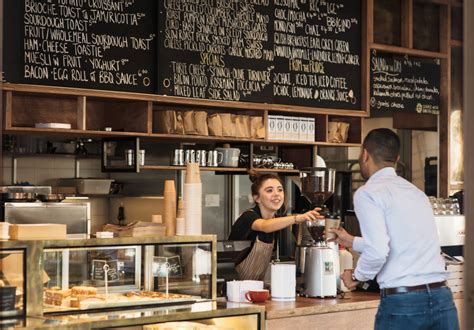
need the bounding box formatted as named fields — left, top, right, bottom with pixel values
left=241, top=115, right=251, bottom=138
left=175, top=112, right=185, bottom=134
left=232, top=114, right=246, bottom=138
left=193, top=111, right=209, bottom=136
left=153, top=110, right=176, bottom=134
left=328, top=121, right=350, bottom=143
left=220, top=113, right=233, bottom=137
left=183, top=111, right=198, bottom=135
left=208, top=113, right=223, bottom=136
left=250, top=116, right=265, bottom=139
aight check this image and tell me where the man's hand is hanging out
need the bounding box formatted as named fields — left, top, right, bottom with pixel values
left=341, top=270, right=358, bottom=291
left=327, top=227, right=355, bottom=248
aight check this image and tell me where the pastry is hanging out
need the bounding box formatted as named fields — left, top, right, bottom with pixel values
left=71, top=286, right=97, bottom=296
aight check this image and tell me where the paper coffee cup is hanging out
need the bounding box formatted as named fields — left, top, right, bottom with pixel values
left=325, top=218, right=341, bottom=240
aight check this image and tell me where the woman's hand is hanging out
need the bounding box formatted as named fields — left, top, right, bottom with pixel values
left=294, top=208, right=324, bottom=224
left=327, top=227, right=355, bottom=248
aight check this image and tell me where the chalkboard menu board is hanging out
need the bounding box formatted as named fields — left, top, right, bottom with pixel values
left=3, top=0, right=156, bottom=93
left=370, top=50, right=440, bottom=117
left=157, top=0, right=362, bottom=110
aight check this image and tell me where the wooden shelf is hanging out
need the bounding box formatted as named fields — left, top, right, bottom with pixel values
left=2, top=83, right=364, bottom=156
left=140, top=165, right=300, bottom=174
left=2, top=83, right=369, bottom=117
left=141, top=165, right=248, bottom=172
left=3, top=152, right=100, bottom=159
left=252, top=168, right=299, bottom=174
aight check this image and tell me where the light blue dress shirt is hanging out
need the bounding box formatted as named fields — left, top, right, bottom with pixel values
left=352, top=167, right=447, bottom=289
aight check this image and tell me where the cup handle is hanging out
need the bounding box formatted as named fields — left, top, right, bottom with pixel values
left=217, top=151, right=224, bottom=164
left=245, top=292, right=253, bottom=303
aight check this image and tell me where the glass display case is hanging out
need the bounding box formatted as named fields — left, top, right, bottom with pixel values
left=0, top=249, right=25, bottom=317
left=0, top=236, right=216, bottom=318
left=42, top=240, right=213, bottom=314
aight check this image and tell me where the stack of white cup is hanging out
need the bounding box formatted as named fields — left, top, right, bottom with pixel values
left=184, top=163, right=202, bottom=235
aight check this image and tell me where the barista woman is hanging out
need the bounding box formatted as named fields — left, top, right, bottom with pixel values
left=229, top=173, right=322, bottom=280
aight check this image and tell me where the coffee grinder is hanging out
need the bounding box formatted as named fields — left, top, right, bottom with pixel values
left=299, top=167, right=338, bottom=298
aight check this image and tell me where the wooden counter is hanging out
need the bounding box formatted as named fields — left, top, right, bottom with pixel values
left=264, top=292, right=380, bottom=329
left=261, top=291, right=464, bottom=329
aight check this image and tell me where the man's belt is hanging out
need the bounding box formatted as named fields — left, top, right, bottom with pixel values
left=381, top=281, right=447, bottom=296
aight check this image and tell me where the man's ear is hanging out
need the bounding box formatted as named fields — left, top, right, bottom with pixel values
left=362, top=148, right=369, bottom=163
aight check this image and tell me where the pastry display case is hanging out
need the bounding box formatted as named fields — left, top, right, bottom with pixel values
left=0, top=236, right=216, bottom=317
left=0, top=248, right=25, bottom=318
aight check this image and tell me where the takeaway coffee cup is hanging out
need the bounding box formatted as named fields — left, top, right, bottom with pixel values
left=325, top=216, right=341, bottom=241
left=245, top=289, right=269, bottom=303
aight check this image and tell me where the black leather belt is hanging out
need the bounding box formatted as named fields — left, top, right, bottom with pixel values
left=381, top=281, right=447, bottom=296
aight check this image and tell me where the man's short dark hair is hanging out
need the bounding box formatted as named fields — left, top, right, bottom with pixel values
left=363, top=128, right=400, bottom=164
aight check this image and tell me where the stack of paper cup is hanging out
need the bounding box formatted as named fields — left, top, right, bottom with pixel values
left=0, top=222, right=9, bottom=240
left=184, top=163, right=202, bottom=235
left=176, top=198, right=185, bottom=235
left=163, top=180, right=177, bottom=236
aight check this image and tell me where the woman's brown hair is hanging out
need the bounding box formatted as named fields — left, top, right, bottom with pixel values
left=248, top=170, right=284, bottom=197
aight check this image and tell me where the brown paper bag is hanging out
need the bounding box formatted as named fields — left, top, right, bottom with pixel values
left=220, top=113, right=233, bottom=137
left=232, top=114, right=246, bottom=138
left=183, top=111, right=198, bottom=135
left=250, top=116, right=265, bottom=139
left=193, top=111, right=209, bottom=136
left=208, top=113, right=223, bottom=136
left=153, top=110, right=176, bottom=134
left=328, top=122, right=350, bottom=143
left=241, top=115, right=251, bottom=138
left=175, top=112, right=185, bottom=134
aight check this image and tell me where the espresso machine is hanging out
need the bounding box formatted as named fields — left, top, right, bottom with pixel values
left=298, top=168, right=338, bottom=298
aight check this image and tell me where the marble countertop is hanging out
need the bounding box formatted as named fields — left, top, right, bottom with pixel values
left=261, top=291, right=463, bottom=320
left=263, top=292, right=381, bottom=320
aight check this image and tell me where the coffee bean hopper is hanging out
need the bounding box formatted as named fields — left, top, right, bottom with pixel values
left=297, top=167, right=338, bottom=298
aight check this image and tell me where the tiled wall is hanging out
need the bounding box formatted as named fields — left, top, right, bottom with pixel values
left=109, top=197, right=164, bottom=225
left=2, top=155, right=166, bottom=234
left=2, top=155, right=108, bottom=186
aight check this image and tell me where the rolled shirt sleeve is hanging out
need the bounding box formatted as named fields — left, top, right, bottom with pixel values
left=353, top=189, right=390, bottom=282
left=352, top=236, right=366, bottom=253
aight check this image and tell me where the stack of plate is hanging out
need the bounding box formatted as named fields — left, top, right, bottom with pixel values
left=34, top=122, right=71, bottom=129
left=0, top=222, right=9, bottom=240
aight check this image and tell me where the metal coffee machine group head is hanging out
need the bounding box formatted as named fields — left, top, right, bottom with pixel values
left=298, top=167, right=338, bottom=298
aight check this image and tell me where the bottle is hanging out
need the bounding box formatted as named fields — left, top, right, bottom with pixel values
left=117, top=203, right=125, bottom=226
left=339, top=245, right=354, bottom=292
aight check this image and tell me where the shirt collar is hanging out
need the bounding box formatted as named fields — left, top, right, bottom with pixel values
left=367, top=166, right=397, bottom=183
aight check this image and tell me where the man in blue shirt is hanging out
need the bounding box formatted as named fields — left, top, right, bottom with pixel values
left=331, top=128, right=459, bottom=329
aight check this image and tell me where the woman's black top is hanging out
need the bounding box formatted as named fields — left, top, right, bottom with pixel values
left=229, top=205, right=285, bottom=264
left=228, top=205, right=274, bottom=244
